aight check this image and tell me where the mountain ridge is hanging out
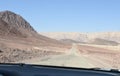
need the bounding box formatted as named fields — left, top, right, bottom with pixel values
left=0, top=10, right=36, bottom=32
left=0, top=10, right=37, bottom=38
left=0, top=10, right=70, bottom=62
left=40, top=32, right=120, bottom=45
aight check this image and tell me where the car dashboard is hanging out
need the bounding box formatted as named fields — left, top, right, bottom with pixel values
left=0, top=63, right=120, bottom=76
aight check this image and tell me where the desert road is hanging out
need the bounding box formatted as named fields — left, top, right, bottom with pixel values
left=22, top=44, right=113, bottom=68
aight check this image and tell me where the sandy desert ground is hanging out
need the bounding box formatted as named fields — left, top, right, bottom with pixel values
left=78, top=43, right=120, bottom=51
left=21, top=43, right=120, bottom=69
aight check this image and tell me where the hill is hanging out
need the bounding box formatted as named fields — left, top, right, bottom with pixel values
left=0, top=10, right=70, bottom=63
left=89, top=38, right=119, bottom=46
left=40, top=32, right=120, bottom=45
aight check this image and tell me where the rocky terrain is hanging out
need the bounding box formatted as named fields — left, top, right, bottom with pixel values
left=0, top=10, right=120, bottom=69
left=40, top=32, right=120, bottom=45
left=0, top=10, right=70, bottom=63
left=23, top=44, right=120, bottom=69
left=0, top=11, right=36, bottom=37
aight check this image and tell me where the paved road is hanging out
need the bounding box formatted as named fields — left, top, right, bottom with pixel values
left=22, top=44, right=112, bottom=68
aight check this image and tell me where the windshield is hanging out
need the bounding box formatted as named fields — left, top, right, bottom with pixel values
left=0, top=0, right=120, bottom=69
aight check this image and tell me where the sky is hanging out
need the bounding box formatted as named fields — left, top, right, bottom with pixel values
left=0, top=0, right=120, bottom=32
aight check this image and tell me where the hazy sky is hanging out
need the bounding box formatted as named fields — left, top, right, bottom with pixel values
left=0, top=0, right=120, bottom=32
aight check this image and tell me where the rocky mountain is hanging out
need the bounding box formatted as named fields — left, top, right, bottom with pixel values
left=0, top=10, right=70, bottom=63
left=0, top=11, right=37, bottom=38
left=40, top=32, right=120, bottom=45
left=0, top=10, right=69, bottom=47
left=88, top=32, right=120, bottom=43
left=40, top=32, right=88, bottom=42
